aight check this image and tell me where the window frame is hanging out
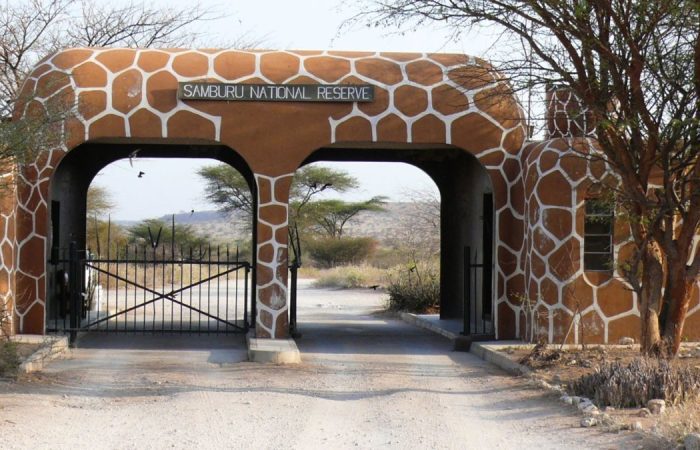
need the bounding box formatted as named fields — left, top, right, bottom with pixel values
left=583, top=199, right=614, bottom=272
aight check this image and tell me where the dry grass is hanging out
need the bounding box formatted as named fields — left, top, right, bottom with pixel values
left=309, top=265, right=388, bottom=289
left=571, top=358, right=700, bottom=408
left=655, top=399, right=700, bottom=443
left=501, top=344, right=700, bottom=444
left=89, top=262, right=248, bottom=290
left=298, top=266, right=322, bottom=279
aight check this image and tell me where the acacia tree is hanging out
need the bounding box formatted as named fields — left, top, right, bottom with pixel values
left=301, top=196, right=387, bottom=239
left=128, top=218, right=209, bottom=251
left=86, top=185, right=114, bottom=219
left=198, top=163, right=360, bottom=221
left=197, top=165, right=255, bottom=217
left=360, top=0, right=700, bottom=356
left=198, top=164, right=388, bottom=265
left=0, top=0, right=226, bottom=182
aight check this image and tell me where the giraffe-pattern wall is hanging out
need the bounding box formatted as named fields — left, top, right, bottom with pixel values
left=255, top=173, right=294, bottom=338
left=8, top=48, right=526, bottom=338
left=515, top=135, right=700, bottom=344
left=0, top=173, right=16, bottom=334
left=9, top=47, right=700, bottom=342
left=545, top=87, right=596, bottom=139
left=508, top=89, right=700, bottom=344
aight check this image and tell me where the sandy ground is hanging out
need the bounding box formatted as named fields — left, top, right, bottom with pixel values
left=0, top=281, right=646, bottom=449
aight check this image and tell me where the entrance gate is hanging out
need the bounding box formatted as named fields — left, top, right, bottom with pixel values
left=48, top=242, right=252, bottom=343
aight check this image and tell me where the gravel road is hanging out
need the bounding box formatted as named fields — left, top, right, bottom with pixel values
left=0, top=282, right=644, bottom=449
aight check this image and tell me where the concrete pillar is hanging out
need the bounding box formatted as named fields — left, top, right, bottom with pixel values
left=253, top=173, right=293, bottom=339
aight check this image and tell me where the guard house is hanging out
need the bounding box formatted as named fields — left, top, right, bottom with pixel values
left=2, top=48, right=699, bottom=345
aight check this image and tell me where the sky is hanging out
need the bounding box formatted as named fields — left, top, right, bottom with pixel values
left=93, top=0, right=500, bottom=220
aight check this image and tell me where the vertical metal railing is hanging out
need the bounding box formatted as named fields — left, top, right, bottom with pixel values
left=289, top=263, right=299, bottom=335
left=462, top=246, right=472, bottom=337
left=68, top=242, right=81, bottom=345
left=461, top=245, right=494, bottom=337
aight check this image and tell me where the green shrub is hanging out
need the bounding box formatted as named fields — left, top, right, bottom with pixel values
left=305, top=237, right=377, bottom=268
left=312, top=265, right=387, bottom=289
left=385, top=262, right=440, bottom=312
left=0, top=341, right=20, bottom=376
left=571, top=358, right=700, bottom=408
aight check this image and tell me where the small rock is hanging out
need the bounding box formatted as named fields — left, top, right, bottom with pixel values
left=561, top=395, right=573, bottom=405
left=684, top=433, right=700, bottom=450
left=580, top=403, right=598, bottom=414
left=604, top=406, right=616, bottom=412
left=580, top=417, right=597, bottom=428
left=638, top=408, right=651, bottom=417
left=619, top=337, right=635, bottom=345
left=536, top=379, right=551, bottom=390
left=552, top=374, right=562, bottom=384
left=576, top=397, right=592, bottom=407
left=599, top=413, right=616, bottom=427
left=631, top=421, right=643, bottom=431
left=551, top=385, right=565, bottom=394
left=571, top=396, right=581, bottom=405
left=647, top=399, right=666, bottom=415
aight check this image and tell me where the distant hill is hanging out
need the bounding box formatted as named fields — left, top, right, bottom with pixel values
left=115, top=202, right=436, bottom=244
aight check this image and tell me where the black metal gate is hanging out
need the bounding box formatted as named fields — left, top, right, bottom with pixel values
left=461, top=246, right=495, bottom=339
left=48, top=242, right=252, bottom=343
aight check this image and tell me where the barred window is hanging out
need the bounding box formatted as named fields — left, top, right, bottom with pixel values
left=584, top=200, right=614, bottom=271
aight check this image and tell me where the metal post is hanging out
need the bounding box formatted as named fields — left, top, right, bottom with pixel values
left=68, top=241, right=80, bottom=346
left=461, top=246, right=471, bottom=336
left=245, top=265, right=252, bottom=330
left=289, top=263, right=298, bottom=335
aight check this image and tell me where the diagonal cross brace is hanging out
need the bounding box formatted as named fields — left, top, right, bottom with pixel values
left=82, top=263, right=245, bottom=330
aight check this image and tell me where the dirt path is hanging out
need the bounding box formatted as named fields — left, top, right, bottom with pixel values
left=0, top=283, right=643, bottom=449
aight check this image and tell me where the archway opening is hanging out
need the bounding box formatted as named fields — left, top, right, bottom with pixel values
left=47, top=142, right=256, bottom=336
left=290, top=146, right=495, bottom=342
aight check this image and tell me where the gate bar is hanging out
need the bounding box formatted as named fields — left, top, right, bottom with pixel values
left=289, top=263, right=298, bottom=334
left=68, top=242, right=80, bottom=345
left=461, top=246, right=471, bottom=336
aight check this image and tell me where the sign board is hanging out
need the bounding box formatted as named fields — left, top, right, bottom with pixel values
left=178, top=82, right=374, bottom=103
